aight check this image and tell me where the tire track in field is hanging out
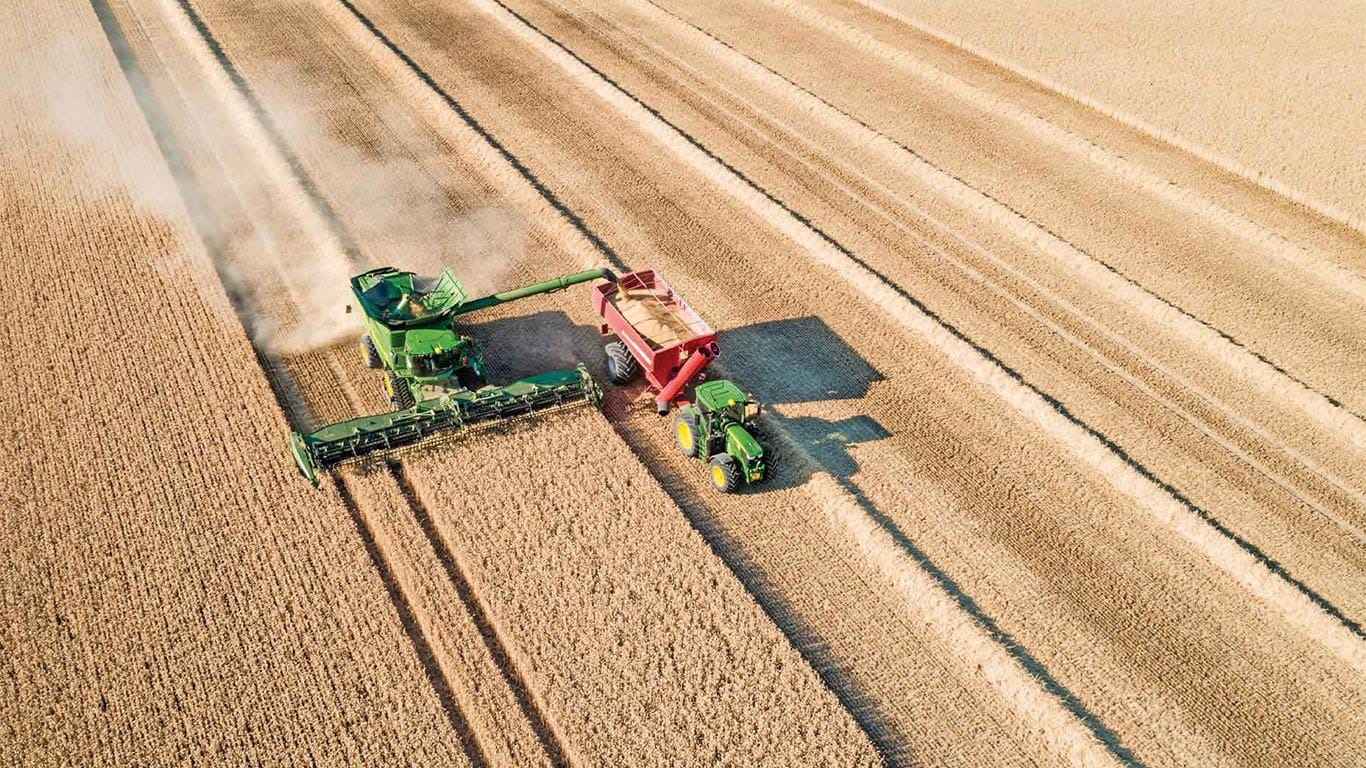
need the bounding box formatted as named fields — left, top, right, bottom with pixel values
left=312, top=2, right=916, bottom=759
left=453, top=0, right=1366, bottom=668
left=324, top=1, right=1146, bottom=764
left=87, top=0, right=319, bottom=432
left=98, top=0, right=563, bottom=760
left=161, top=0, right=360, bottom=261
left=644, top=0, right=1366, bottom=441
left=838, top=0, right=1366, bottom=238
left=761, top=0, right=1366, bottom=303
left=613, top=0, right=1366, bottom=496
left=92, top=0, right=485, bottom=757
left=389, top=462, right=573, bottom=768
left=548, top=0, right=1366, bottom=558
left=333, top=479, right=492, bottom=768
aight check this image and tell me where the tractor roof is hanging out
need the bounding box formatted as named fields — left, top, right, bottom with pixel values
left=695, top=379, right=747, bottom=410
left=351, top=267, right=469, bottom=328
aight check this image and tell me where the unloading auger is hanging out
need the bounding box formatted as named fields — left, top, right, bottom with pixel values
left=288, top=265, right=614, bottom=486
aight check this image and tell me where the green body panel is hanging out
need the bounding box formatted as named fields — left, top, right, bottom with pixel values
left=288, top=265, right=616, bottom=486
left=351, top=266, right=612, bottom=403
left=290, top=366, right=601, bottom=486
left=679, top=380, right=767, bottom=484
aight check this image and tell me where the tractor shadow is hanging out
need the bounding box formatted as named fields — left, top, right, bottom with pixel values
left=719, top=316, right=889, bottom=493
left=758, top=414, right=891, bottom=493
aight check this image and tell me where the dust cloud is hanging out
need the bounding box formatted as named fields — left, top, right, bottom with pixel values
left=5, top=17, right=529, bottom=356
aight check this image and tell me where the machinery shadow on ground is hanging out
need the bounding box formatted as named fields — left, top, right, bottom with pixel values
left=759, top=414, right=891, bottom=493
left=719, top=316, right=884, bottom=404
left=462, top=310, right=607, bottom=382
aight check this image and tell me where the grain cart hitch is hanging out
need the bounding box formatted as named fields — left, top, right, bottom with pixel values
left=289, top=266, right=613, bottom=486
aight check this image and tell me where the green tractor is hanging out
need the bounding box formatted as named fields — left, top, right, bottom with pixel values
left=288, top=265, right=613, bottom=486
left=672, top=380, right=766, bottom=493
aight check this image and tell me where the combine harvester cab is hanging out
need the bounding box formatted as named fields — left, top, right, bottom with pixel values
left=289, top=265, right=612, bottom=486
left=593, top=269, right=766, bottom=493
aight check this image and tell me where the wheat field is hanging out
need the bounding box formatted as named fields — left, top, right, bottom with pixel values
left=5, top=0, right=1364, bottom=765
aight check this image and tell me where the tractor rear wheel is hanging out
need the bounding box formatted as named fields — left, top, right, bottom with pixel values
left=708, top=454, right=740, bottom=493
left=674, top=412, right=698, bottom=457
left=361, top=335, right=382, bottom=369
left=604, top=340, right=638, bottom=385
left=384, top=369, right=414, bottom=410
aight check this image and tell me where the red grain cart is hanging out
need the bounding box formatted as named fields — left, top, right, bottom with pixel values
left=593, top=269, right=719, bottom=414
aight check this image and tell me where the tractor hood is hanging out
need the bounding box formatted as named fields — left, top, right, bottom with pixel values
left=404, top=328, right=463, bottom=356
left=725, top=423, right=763, bottom=462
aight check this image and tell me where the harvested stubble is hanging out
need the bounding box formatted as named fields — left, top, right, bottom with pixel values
left=0, top=1, right=473, bottom=764
left=330, top=2, right=1366, bottom=764
left=827, top=0, right=1366, bottom=231
left=402, top=408, right=880, bottom=767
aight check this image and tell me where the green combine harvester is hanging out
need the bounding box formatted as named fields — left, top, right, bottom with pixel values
left=288, top=265, right=613, bottom=486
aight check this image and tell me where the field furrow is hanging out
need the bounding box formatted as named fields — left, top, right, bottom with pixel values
left=1, top=0, right=479, bottom=763
left=6, top=0, right=1363, bottom=765
left=314, top=0, right=1366, bottom=764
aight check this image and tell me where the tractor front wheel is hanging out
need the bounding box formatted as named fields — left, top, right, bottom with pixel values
left=361, top=335, right=382, bottom=369
left=604, top=340, right=639, bottom=385
left=674, top=412, right=698, bottom=457
left=384, top=370, right=415, bottom=410
left=708, top=454, right=740, bottom=493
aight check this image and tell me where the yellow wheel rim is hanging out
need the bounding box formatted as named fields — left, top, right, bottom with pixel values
left=383, top=375, right=394, bottom=398
left=711, top=465, right=727, bottom=490
left=676, top=421, right=693, bottom=452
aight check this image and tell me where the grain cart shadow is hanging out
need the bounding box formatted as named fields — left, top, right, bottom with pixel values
left=719, top=316, right=883, bottom=404
left=760, top=414, right=891, bottom=492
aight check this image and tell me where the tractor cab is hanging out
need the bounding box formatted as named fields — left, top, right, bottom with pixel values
left=674, top=380, right=766, bottom=493
left=694, top=380, right=760, bottom=423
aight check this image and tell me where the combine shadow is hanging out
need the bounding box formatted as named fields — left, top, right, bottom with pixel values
left=460, top=310, right=607, bottom=382
left=719, top=316, right=883, bottom=404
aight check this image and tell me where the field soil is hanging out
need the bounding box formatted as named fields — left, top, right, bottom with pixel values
left=5, top=0, right=1365, bottom=766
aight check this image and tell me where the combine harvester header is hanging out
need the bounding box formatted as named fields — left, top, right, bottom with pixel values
left=289, top=265, right=612, bottom=486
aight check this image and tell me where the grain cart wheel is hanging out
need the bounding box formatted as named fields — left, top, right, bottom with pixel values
left=674, top=412, right=698, bottom=457
left=709, top=454, right=740, bottom=493
left=604, top=340, right=639, bottom=385
left=383, top=369, right=414, bottom=410
left=361, top=335, right=382, bottom=368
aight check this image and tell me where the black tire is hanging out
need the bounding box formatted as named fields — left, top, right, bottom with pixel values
left=604, top=340, right=639, bottom=385
left=361, top=335, right=382, bottom=369
left=384, top=369, right=414, bottom=410
left=708, top=454, right=740, bottom=493
left=673, top=411, right=699, bottom=457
